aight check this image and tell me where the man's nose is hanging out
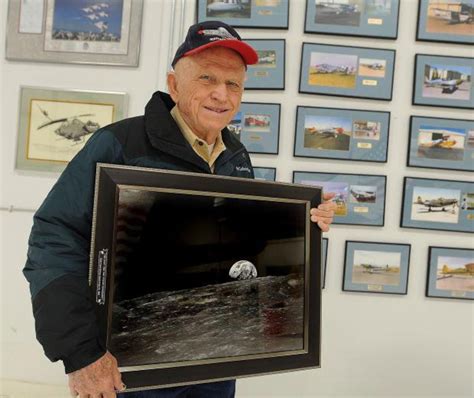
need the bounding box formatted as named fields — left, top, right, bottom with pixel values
left=210, top=83, right=228, bottom=102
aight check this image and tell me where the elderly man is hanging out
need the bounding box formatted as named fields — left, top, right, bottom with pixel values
left=23, top=21, right=335, bottom=398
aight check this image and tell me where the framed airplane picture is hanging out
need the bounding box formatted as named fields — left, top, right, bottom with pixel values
left=294, top=106, right=390, bottom=163
left=299, top=43, right=395, bottom=101
left=407, top=116, right=474, bottom=172
left=413, top=54, right=474, bottom=109
left=244, top=39, right=285, bottom=90
left=293, top=171, right=386, bottom=226
left=426, top=246, right=473, bottom=300
left=401, top=177, right=474, bottom=233
left=6, top=0, right=144, bottom=66
left=90, top=164, right=322, bottom=390
left=305, top=0, right=400, bottom=39
left=253, top=167, right=277, bottom=181
left=417, top=0, right=474, bottom=45
left=16, top=86, right=127, bottom=173
left=228, top=102, right=280, bottom=154
left=343, top=241, right=411, bottom=295
left=196, top=0, right=289, bottom=29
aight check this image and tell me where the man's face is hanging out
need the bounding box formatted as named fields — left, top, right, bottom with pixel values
left=168, top=47, right=246, bottom=142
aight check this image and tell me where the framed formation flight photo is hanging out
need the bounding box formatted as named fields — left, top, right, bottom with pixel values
left=89, top=165, right=322, bottom=390
left=413, top=54, right=474, bottom=109
left=305, top=0, right=400, bottom=39
left=426, top=246, right=473, bottom=300
left=294, top=106, right=390, bottom=163
left=299, top=43, right=395, bottom=101
left=401, top=177, right=474, bottom=233
left=16, top=86, right=127, bottom=172
left=407, top=116, right=474, bottom=172
left=343, top=241, right=411, bottom=295
left=6, top=0, right=144, bottom=66
left=196, top=0, right=289, bottom=29
left=416, top=0, right=474, bottom=45
left=293, top=171, right=386, bottom=226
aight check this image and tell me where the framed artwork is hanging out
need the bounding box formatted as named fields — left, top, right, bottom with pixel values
left=413, top=54, right=474, bottom=109
left=417, top=0, right=474, bottom=45
left=343, top=241, right=411, bottom=294
left=294, top=106, right=390, bottom=163
left=244, top=39, right=285, bottom=90
left=401, top=177, right=474, bottom=233
left=299, top=43, right=395, bottom=101
left=426, top=246, right=473, bottom=300
left=293, top=171, right=386, bottom=226
left=305, top=0, right=400, bottom=39
left=90, top=164, right=322, bottom=390
left=6, top=0, right=144, bottom=66
left=16, top=86, right=127, bottom=173
left=196, top=0, right=289, bottom=29
left=228, top=102, right=280, bottom=154
left=322, top=238, right=328, bottom=289
left=253, top=167, right=276, bottom=181
left=407, top=116, right=474, bottom=172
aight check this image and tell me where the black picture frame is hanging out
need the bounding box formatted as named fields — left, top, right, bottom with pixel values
left=89, top=164, right=322, bottom=391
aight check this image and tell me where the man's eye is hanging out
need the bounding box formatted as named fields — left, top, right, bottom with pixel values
left=199, top=75, right=210, bottom=81
left=227, top=81, right=240, bottom=89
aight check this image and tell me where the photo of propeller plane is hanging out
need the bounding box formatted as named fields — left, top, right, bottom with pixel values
left=352, top=250, right=401, bottom=286
left=358, top=58, right=386, bottom=78
left=315, top=0, right=362, bottom=26
left=350, top=186, right=377, bottom=203
left=417, top=126, right=465, bottom=161
left=411, top=186, right=461, bottom=224
left=303, top=115, right=352, bottom=151
left=426, top=1, right=473, bottom=36
left=423, top=64, right=471, bottom=100
left=206, top=0, right=251, bottom=18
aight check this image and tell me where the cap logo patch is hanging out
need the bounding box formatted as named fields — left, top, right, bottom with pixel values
left=198, top=27, right=236, bottom=40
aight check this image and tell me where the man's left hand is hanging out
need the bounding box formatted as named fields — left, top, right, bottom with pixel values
left=310, top=192, right=337, bottom=232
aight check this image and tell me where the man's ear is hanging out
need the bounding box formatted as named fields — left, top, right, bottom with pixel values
left=167, top=72, right=179, bottom=103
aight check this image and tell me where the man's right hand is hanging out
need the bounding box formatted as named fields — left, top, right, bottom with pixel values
left=68, top=351, right=125, bottom=398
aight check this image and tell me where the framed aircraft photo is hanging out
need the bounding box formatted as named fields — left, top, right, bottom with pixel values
left=417, top=0, right=474, bottom=45
left=413, top=54, right=474, bottom=109
left=305, top=0, right=400, bottom=39
left=343, top=241, right=411, bottom=295
left=293, top=171, right=386, bottom=226
left=253, top=167, right=277, bottom=181
left=229, top=102, right=280, bottom=154
left=401, top=177, right=474, bottom=234
left=6, top=0, right=144, bottom=66
left=244, top=39, right=285, bottom=90
left=426, top=246, right=473, bottom=300
left=90, top=164, right=322, bottom=390
left=16, top=86, right=127, bottom=173
left=294, top=106, right=390, bottom=163
left=299, top=43, right=395, bottom=101
left=407, top=116, right=474, bottom=172
left=196, top=0, right=289, bottom=29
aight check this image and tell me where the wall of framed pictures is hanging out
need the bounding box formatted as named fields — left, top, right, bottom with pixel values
left=0, top=0, right=472, bottom=397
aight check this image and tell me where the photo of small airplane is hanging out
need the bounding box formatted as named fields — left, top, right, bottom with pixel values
left=207, top=0, right=244, bottom=12
left=350, top=189, right=376, bottom=202
left=432, top=3, right=473, bottom=24
left=424, top=77, right=461, bottom=94
left=316, top=2, right=358, bottom=15
left=418, top=134, right=457, bottom=149
left=367, top=63, right=385, bottom=70
left=360, top=264, right=388, bottom=273
left=415, top=196, right=458, bottom=212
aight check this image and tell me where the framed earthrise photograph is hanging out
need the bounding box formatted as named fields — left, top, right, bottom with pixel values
left=417, top=0, right=474, bottom=45
left=407, top=116, right=474, bottom=172
left=401, top=177, right=474, bottom=233
left=244, top=39, right=285, bottom=90
left=413, top=54, right=474, bottom=109
left=253, top=167, right=277, bottom=181
left=305, top=0, right=400, bottom=39
left=6, top=0, right=143, bottom=66
left=426, top=246, right=473, bottom=300
left=16, top=86, right=127, bottom=173
left=299, top=43, right=395, bottom=100
left=90, top=164, right=322, bottom=390
left=228, top=102, right=280, bottom=154
left=293, top=171, right=386, bottom=226
left=294, top=106, right=390, bottom=163
left=197, top=0, right=290, bottom=29
left=343, top=241, right=411, bottom=294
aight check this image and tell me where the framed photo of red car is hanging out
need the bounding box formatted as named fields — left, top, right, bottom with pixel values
left=89, top=164, right=322, bottom=391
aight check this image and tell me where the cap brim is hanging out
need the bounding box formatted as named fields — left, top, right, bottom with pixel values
left=184, top=40, right=259, bottom=65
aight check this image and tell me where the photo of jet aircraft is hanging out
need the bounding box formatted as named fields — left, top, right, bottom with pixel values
left=415, top=196, right=458, bottom=212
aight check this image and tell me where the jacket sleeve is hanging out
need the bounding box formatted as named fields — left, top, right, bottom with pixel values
left=23, top=129, right=124, bottom=374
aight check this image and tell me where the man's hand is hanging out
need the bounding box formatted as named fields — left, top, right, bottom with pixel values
left=68, top=351, right=125, bottom=398
left=310, top=192, right=337, bottom=232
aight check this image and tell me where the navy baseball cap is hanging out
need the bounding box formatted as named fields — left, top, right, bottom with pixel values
left=171, top=21, right=258, bottom=68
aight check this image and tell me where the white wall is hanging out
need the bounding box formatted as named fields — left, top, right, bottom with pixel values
left=1, top=0, right=472, bottom=397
